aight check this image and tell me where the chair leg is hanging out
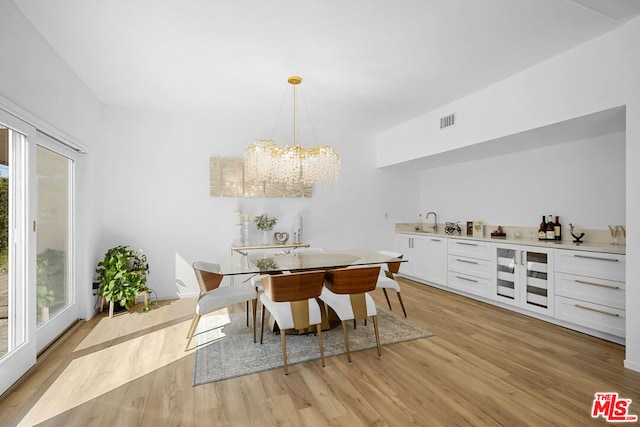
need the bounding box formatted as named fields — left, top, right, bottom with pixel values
left=342, top=320, right=352, bottom=362
left=252, top=299, right=258, bottom=343
left=185, top=314, right=201, bottom=352
left=260, top=305, right=267, bottom=344
left=397, top=292, right=407, bottom=317
left=382, top=288, right=392, bottom=310
left=281, top=330, right=289, bottom=375
left=372, top=315, right=381, bottom=357
left=317, top=324, right=325, bottom=368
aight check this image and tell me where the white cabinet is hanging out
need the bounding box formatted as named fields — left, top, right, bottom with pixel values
left=394, top=234, right=426, bottom=279
left=554, top=249, right=626, bottom=338
left=447, top=239, right=493, bottom=298
left=423, top=236, right=447, bottom=286
left=493, top=244, right=554, bottom=316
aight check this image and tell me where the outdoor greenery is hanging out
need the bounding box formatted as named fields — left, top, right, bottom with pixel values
left=95, top=245, right=150, bottom=310
left=254, top=213, right=277, bottom=231
left=36, top=248, right=65, bottom=309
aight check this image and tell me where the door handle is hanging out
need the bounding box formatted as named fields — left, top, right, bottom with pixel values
left=575, top=304, right=620, bottom=317
left=574, top=254, right=619, bottom=263
left=575, top=279, right=620, bottom=290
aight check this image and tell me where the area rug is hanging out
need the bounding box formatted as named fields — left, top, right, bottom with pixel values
left=193, top=306, right=434, bottom=385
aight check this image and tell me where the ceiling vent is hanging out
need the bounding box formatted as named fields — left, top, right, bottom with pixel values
left=440, top=113, right=456, bottom=129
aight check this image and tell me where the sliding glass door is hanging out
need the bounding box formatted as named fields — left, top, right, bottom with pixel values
left=0, top=111, right=35, bottom=395
left=34, top=140, right=75, bottom=352
left=0, top=110, right=77, bottom=395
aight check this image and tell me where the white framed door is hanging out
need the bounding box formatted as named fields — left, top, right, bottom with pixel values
left=0, top=110, right=36, bottom=395
left=34, top=134, right=77, bottom=352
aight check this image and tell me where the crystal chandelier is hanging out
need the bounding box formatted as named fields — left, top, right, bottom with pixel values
left=245, top=76, right=340, bottom=186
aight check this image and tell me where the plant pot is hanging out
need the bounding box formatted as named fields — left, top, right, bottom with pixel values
left=262, top=230, right=269, bottom=245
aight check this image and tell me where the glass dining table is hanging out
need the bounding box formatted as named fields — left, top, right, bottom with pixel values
left=217, top=249, right=406, bottom=276
left=218, top=249, right=406, bottom=332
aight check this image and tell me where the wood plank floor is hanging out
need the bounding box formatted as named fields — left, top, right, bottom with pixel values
left=1, top=278, right=639, bottom=426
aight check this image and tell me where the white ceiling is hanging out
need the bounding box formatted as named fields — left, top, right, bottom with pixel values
left=11, top=0, right=640, bottom=135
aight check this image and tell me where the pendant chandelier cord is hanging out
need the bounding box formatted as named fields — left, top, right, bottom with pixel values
left=292, top=82, right=298, bottom=146
left=269, top=85, right=290, bottom=141
left=298, top=88, right=320, bottom=147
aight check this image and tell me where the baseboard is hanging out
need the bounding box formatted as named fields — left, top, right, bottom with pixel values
left=624, top=359, right=640, bottom=372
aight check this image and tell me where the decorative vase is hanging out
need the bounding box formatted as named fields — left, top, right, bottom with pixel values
left=262, top=230, right=269, bottom=245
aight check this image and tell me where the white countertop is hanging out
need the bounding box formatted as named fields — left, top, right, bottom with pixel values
left=397, top=230, right=626, bottom=255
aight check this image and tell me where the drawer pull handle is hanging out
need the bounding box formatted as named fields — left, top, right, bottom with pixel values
left=575, top=304, right=620, bottom=317
left=456, top=275, right=478, bottom=283
left=575, top=279, right=620, bottom=290
left=574, top=254, right=619, bottom=263
left=457, top=258, right=478, bottom=265
left=457, top=242, right=478, bottom=247
left=431, top=238, right=441, bottom=242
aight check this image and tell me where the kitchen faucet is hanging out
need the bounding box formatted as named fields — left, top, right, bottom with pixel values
left=425, top=211, right=437, bottom=233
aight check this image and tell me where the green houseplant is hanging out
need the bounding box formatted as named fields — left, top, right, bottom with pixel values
left=254, top=213, right=277, bottom=245
left=95, top=245, right=150, bottom=311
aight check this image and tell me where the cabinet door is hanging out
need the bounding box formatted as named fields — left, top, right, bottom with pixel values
left=521, top=247, right=554, bottom=316
left=493, top=244, right=554, bottom=315
left=494, top=244, right=521, bottom=307
left=424, top=236, right=447, bottom=285
left=393, top=234, right=426, bottom=279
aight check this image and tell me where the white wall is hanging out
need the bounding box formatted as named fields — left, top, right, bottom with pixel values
left=98, top=106, right=418, bottom=298
left=377, top=16, right=640, bottom=370
left=0, top=0, right=103, bottom=320
left=418, top=131, right=625, bottom=230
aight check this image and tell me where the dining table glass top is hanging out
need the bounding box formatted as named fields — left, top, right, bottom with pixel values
left=217, top=249, right=406, bottom=276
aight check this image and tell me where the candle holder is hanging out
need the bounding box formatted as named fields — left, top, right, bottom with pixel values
left=233, top=208, right=243, bottom=246
left=243, top=220, right=250, bottom=246
left=608, top=225, right=619, bottom=245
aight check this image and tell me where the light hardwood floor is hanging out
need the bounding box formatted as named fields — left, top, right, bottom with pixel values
left=1, top=278, right=639, bottom=426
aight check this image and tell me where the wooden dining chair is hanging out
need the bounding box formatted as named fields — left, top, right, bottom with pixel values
left=251, top=247, right=326, bottom=291
left=185, top=261, right=258, bottom=351
left=375, top=250, right=407, bottom=317
left=319, top=266, right=382, bottom=362
left=259, top=270, right=326, bottom=375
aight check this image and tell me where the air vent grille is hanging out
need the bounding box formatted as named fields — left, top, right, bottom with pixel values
left=440, top=113, right=456, bottom=129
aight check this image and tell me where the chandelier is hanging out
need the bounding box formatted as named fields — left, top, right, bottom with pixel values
left=244, top=76, right=340, bottom=186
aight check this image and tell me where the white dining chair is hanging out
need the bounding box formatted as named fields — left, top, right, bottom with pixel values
left=185, top=261, right=258, bottom=351
left=259, top=270, right=326, bottom=374
left=319, top=266, right=382, bottom=362
left=375, top=250, right=407, bottom=317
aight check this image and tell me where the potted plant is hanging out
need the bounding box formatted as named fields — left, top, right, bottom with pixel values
left=95, top=245, right=150, bottom=311
left=254, top=213, right=277, bottom=244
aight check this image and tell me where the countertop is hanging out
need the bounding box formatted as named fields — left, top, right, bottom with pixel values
left=397, top=230, right=626, bottom=255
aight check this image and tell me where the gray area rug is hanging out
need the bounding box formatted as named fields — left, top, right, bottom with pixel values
left=193, top=305, right=434, bottom=385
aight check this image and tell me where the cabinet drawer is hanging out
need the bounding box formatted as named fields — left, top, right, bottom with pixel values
left=448, top=255, right=492, bottom=279
left=448, top=239, right=492, bottom=260
left=555, top=272, right=625, bottom=310
left=554, top=250, right=625, bottom=281
left=555, top=296, right=625, bottom=338
left=447, top=271, right=492, bottom=298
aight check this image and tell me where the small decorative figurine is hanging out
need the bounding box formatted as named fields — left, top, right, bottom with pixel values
left=569, top=223, right=585, bottom=244
left=274, top=231, right=290, bottom=245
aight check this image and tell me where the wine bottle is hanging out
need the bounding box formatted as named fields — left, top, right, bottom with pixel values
left=546, top=215, right=555, bottom=240
left=554, top=215, right=561, bottom=241
left=538, top=215, right=547, bottom=240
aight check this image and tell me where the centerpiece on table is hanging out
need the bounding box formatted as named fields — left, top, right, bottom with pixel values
left=254, top=213, right=277, bottom=245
